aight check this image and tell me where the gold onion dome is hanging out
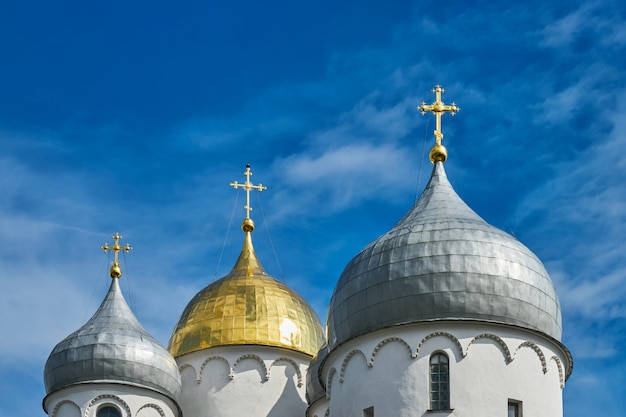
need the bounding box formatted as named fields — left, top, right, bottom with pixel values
left=168, top=166, right=324, bottom=358
left=168, top=227, right=324, bottom=357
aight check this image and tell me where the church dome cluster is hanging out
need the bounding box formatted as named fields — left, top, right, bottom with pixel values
left=42, top=87, right=572, bottom=417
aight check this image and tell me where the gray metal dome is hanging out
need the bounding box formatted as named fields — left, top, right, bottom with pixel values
left=44, top=277, right=182, bottom=402
left=305, top=345, right=328, bottom=405
left=327, top=162, right=562, bottom=350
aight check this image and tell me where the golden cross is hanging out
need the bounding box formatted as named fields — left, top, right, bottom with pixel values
left=229, top=164, right=267, bottom=221
left=101, top=232, right=133, bottom=278
left=417, top=85, right=460, bottom=163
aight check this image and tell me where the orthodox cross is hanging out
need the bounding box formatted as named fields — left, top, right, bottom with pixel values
left=229, top=164, right=267, bottom=221
left=417, top=85, right=460, bottom=162
left=101, top=232, right=133, bottom=278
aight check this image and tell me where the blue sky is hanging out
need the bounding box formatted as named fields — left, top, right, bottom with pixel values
left=1, top=1, right=625, bottom=416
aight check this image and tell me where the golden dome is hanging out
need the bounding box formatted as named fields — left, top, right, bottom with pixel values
left=168, top=230, right=324, bottom=358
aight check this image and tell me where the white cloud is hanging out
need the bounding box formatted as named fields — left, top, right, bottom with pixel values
left=540, top=4, right=589, bottom=48
left=271, top=142, right=413, bottom=217
left=515, top=87, right=626, bottom=326
left=539, top=1, right=626, bottom=48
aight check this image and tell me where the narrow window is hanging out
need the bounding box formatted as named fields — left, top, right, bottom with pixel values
left=97, top=406, right=122, bottom=417
left=430, top=352, right=450, bottom=410
left=508, top=400, right=522, bottom=417
left=363, top=406, right=374, bottom=417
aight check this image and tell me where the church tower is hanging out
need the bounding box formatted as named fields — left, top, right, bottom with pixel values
left=306, top=86, right=573, bottom=417
left=168, top=165, right=325, bottom=417
left=43, top=233, right=182, bottom=417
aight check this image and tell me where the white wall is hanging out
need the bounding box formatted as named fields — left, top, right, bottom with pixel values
left=318, top=322, right=569, bottom=417
left=176, top=345, right=312, bottom=417
left=44, top=383, right=180, bottom=417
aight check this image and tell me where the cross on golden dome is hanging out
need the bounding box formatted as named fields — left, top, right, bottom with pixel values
left=417, top=85, right=460, bottom=163
left=229, top=164, right=267, bottom=232
left=101, top=232, right=133, bottom=279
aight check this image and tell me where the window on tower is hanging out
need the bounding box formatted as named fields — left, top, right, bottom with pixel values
left=97, top=406, right=122, bottom=417
left=508, top=400, right=522, bottom=417
left=429, top=352, right=450, bottom=410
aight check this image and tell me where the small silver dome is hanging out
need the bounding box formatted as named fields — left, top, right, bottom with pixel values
left=327, top=162, right=562, bottom=350
left=44, top=278, right=182, bottom=402
left=305, top=345, right=328, bottom=404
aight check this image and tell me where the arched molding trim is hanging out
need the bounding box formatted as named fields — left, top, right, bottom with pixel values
left=85, top=395, right=131, bottom=417
left=339, top=349, right=368, bottom=383
left=199, top=356, right=232, bottom=383
left=326, top=368, right=337, bottom=400
left=466, top=333, right=512, bottom=364
left=178, top=363, right=198, bottom=383
left=51, top=399, right=81, bottom=417
left=550, top=355, right=565, bottom=388
left=269, top=357, right=303, bottom=387
left=370, top=337, right=415, bottom=366
left=136, top=404, right=166, bottom=417
left=514, top=341, right=547, bottom=373
left=417, top=332, right=463, bottom=360
left=232, top=353, right=268, bottom=382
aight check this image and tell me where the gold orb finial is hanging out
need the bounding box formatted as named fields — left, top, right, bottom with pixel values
left=101, top=232, right=133, bottom=279
left=429, top=143, right=448, bottom=163
left=241, top=218, right=255, bottom=232
left=229, top=164, right=267, bottom=233
left=417, top=85, right=460, bottom=163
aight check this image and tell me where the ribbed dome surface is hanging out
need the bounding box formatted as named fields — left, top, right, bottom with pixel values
left=168, top=232, right=324, bottom=357
left=44, top=278, right=182, bottom=401
left=327, top=162, right=562, bottom=350
left=306, top=345, right=328, bottom=404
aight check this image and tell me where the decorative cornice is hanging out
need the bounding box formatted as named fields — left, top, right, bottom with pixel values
left=339, top=350, right=368, bottom=382
left=466, top=333, right=513, bottom=363
left=416, top=332, right=464, bottom=360
left=325, top=331, right=563, bottom=393
left=84, top=394, right=131, bottom=417
left=326, top=368, right=337, bottom=400
left=137, top=403, right=166, bottom=417
left=178, top=363, right=197, bottom=381
left=515, top=341, right=547, bottom=373
left=199, top=356, right=232, bottom=382
left=51, top=399, right=80, bottom=417
left=269, top=357, right=304, bottom=387
left=232, top=353, right=269, bottom=382
left=371, top=337, right=416, bottom=366
left=178, top=351, right=308, bottom=387
left=550, top=356, right=565, bottom=388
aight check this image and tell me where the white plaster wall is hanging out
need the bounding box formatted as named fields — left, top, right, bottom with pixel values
left=175, top=345, right=312, bottom=417
left=44, top=383, right=180, bottom=417
left=321, top=322, right=570, bottom=417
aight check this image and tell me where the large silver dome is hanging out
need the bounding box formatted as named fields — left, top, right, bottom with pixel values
left=44, top=277, right=182, bottom=402
left=327, top=162, right=562, bottom=350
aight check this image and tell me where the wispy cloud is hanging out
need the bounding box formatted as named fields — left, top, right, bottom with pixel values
left=541, top=1, right=626, bottom=49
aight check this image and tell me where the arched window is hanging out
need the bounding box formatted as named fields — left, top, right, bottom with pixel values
left=429, top=352, right=450, bottom=410
left=97, top=406, right=122, bottom=417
